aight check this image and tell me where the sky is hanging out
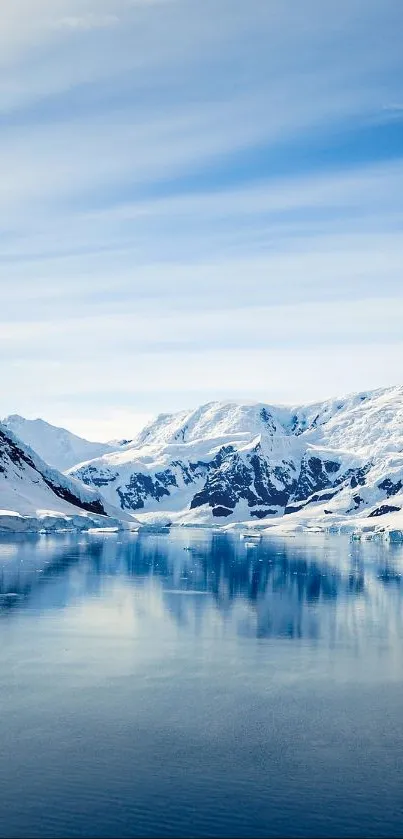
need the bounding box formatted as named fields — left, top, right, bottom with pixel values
left=1, top=0, right=403, bottom=441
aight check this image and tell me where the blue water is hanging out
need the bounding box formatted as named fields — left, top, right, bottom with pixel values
left=1, top=529, right=403, bottom=838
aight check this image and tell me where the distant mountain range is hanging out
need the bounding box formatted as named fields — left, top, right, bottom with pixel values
left=3, top=414, right=115, bottom=471
left=2, top=386, right=403, bottom=535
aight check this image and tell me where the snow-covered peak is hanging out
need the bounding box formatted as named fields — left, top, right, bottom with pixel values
left=291, top=385, right=403, bottom=456
left=3, top=414, right=115, bottom=472
left=0, top=421, right=136, bottom=531
left=69, top=386, right=403, bottom=532
left=3, top=386, right=403, bottom=534
left=133, top=401, right=285, bottom=448
left=132, top=387, right=403, bottom=453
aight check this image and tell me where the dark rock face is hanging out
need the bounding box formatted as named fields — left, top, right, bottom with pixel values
left=339, top=464, right=371, bottom=489
left=171, top=460, right=204, bottom=486
left=259, top=408, right=277, bottom=434
left=378, top=478, right=403, bottom=498
left=155, top=469, right=178, bottom=490
left=290, top=413, right=320, bottom=436
left=98, top=442, right=299, bottom=517
left=249, top=453, right=295, bottom=507
left=190, top=447, right=251, bottom=511
left=117, top=473, right=175, bottom=510
left=290, top=456, right=340, bottom=505
left=0, top=428, right=108, bottom=516
left=80, top=444, right=376, bottom=521
left=42, top=478, right=107, bottom=516
left=0, top=427, right=37, bottom=472
left=174, top=426, right=187, bottom=442
left=368, top=504, right=401, bottom=518
left=78, top=465, right=119, bottom=487
left=251, top=509, right=278, bottom=518
left=212, top=506, right=233, bottom=517
left=70, top=409, right=397, bottom=523
left=283, top=460, right=375, bottom=516
left=190, top=446, right=296, bottom=514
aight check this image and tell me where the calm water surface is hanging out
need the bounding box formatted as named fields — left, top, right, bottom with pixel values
left=1, top=529, right=403, bottom=838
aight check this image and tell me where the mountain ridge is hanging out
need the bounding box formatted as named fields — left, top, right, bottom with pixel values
left=0, top=422, right=136, bottom=532
left=66, top=386, right=403, bottom=533
left=4, top=386, right=403, bottom=535
left=2, top=414, right=115, bottom=472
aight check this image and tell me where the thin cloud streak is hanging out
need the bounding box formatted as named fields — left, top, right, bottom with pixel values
left=0, top=0, right=402, bottom=437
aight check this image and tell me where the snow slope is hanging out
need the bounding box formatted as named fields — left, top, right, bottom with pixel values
left=3, top=415, right=114, bottom=471
left=69, top=387, right=403, bottom=534
left=0, top=423, right=136, bottom=532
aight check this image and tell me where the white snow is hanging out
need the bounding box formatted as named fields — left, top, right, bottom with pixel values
left=67, top=386, right=403, bottom=536
left=3, top=415, right=114, bottom=471
left=0, top=422, right=138, bottom=532
left=3, top=386, right=403, bottom=537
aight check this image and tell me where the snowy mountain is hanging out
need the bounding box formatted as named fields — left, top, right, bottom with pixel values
left=2, top=415, right=114, bottom=472
left=0, top=422, right=135, bottom=532
left=69, top=387, right=403, bottom=534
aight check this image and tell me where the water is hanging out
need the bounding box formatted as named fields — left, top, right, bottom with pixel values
left=0, top=530, right=403, bottom=838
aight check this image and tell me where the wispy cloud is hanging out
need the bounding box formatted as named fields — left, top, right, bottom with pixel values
left=0, top=0, right=402, bottom=436
left=52, top=14, right=120, bottom=30
left=381, top=102, right=403, bottom=121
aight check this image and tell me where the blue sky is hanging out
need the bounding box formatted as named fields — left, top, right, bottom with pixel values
left=1, top=0, right=403, bottom=440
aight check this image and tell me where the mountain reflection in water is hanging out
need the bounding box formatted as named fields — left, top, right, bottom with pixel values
left=1, top=530, right=402, bottom=645
left=1, top=530, right=403, bottom=839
